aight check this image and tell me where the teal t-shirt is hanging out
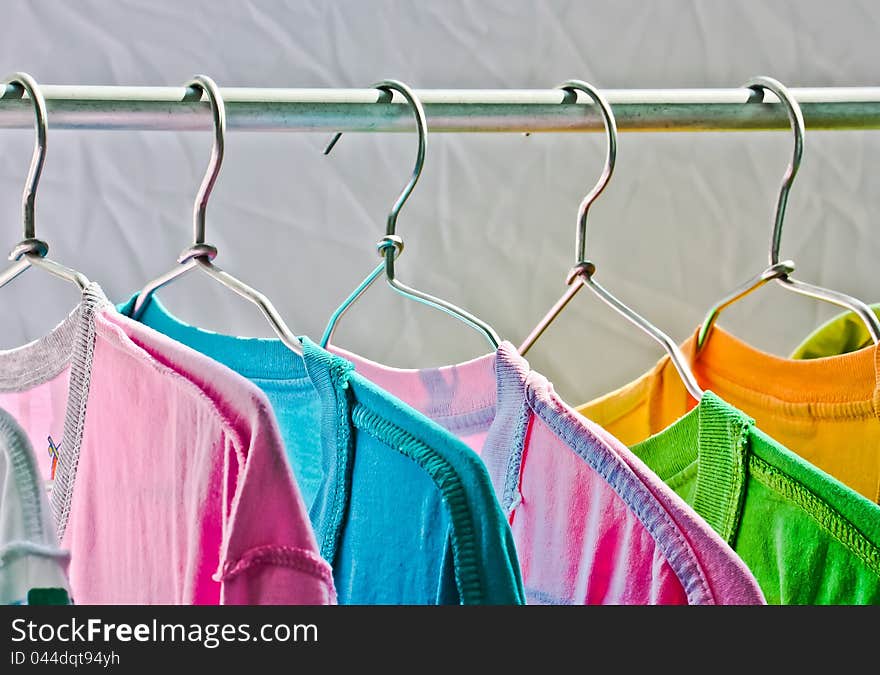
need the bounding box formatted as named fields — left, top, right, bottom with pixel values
left=118, top=295, right=524, bottom=605
left=633, top=392, right=880, bottom=604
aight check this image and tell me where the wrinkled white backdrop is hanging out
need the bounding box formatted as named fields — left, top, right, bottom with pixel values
left=1, top=0, right=878, bottom=402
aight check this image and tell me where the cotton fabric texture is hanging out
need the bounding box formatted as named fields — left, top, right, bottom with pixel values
left=325, top=342, right=764, bottom=605
left=0, top=408, right=70, bottom=605
left=0, top=285, right=334, bottom=605
left=585, top=325, right=880, bottom=503
left=578, top=338, right=880, bottom=604
left=119, top=294, right=525, bottom=605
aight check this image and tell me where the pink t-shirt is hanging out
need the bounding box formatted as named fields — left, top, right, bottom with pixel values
left=0, top=284, right=334, bottom=605
left=331, top=342, right=765, bottom=605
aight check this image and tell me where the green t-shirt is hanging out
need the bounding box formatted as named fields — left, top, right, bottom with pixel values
left=632, top=392, right=880, bottom=604
left=790, top=305, right=880, bottom=359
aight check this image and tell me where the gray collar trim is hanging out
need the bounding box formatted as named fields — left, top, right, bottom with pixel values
left=0, top=283, right=110, bottom=540
left=0, top=304, right=82, bottom=392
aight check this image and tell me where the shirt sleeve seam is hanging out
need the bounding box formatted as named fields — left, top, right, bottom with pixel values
left=214, top=544, right=335, bottom=588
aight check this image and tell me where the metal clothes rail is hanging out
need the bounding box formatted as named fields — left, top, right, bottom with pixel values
left=0, top=86, right=878, bottom=133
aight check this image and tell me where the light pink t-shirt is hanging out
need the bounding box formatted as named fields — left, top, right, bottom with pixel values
left=0, top=284, right=334, bottom=605
left=331, top=342, right=764, bottom=605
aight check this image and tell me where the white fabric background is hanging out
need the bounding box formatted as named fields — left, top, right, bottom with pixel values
left=0, top=0, right=878, bottom=403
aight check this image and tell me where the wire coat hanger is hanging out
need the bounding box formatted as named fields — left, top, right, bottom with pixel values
left=518, top=80, right=704, bottom=402
left=0, top=72, right=88, bottom=291
left=129, top=75, right=303, bottom=356
left=319, top=79, right=501, bottom=349
left=696, top=76, right=880, bottom=351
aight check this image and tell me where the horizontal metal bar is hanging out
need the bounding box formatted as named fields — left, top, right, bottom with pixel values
left=0, top=86, right=878, bottom=132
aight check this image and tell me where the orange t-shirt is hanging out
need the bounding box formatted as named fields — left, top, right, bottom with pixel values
left=577, top=326, right=880, bottom=504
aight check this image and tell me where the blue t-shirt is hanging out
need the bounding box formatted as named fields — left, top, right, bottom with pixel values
left=118, top=295, right=524, bottom=605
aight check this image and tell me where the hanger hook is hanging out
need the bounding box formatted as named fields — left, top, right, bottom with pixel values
left=557, top=80, right=617, bottom=265
left=324, top=80, right=427, bottom=238
left=186, top=75, right=225, bottom=247
left=744, top=77, right=805, bottom=267
left=4, top=72, right=48, bottom=251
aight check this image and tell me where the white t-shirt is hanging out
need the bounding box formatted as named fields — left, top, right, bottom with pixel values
left=0, top=407, right=70, bottom=604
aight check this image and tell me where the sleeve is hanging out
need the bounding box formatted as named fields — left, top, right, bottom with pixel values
left=213, top=399, right=336, bottom=605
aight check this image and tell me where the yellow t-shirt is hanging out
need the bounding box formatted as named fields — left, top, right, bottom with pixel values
left=577, top=326, right=880, bottom=504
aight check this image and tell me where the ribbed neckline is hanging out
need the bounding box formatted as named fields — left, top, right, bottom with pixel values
left=0, top=303, right=81, bottom=391
left=692, top=324, right=879, bottom=407
left=297, top=337, right=353, bottom=564
left=0, top=284, right=109, bottom=541
left=632, top=391, right=751, bottom=544
left=302, top=339, right=527, bottom=604
left=329, top=341, right=532, bottom=503
left=118, top=293, right=309, bottom=382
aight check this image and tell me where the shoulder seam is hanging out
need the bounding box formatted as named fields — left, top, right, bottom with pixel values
left=93, top=317, right=259, bottom=457
left=350, top=403, right=494, bottom=605
left=526, top=386, right=715, bottom=605
left=749, top=454, right=880, bottom=577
